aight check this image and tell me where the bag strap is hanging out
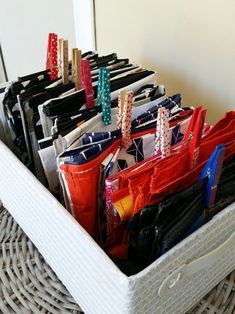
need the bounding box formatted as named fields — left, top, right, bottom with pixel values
left=180, top=107, right=201, bottom=152
left=188, top=108, right=206, bottom=169
left=179, top=107, right=206, bottom=168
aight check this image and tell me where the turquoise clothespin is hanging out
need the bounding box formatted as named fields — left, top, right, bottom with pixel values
left=96, top=67, right=111, bottom=126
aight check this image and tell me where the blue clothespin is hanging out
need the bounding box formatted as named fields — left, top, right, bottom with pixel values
left=96, top=67, right=111, bottom=126
left=199, top=144, right=225, bottom=208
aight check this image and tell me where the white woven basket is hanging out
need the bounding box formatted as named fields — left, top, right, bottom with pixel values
left=1, top=203, right=235, bottom=313
left=0, top=140, right=234, bottom=314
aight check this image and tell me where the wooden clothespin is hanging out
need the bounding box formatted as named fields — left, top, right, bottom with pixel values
left=72, top=48, right=82, bottom=90
left=72, top=48, right=76, bottom=81
left=58, top=38, right=63, bottom=77
left=117, top=90, right=126, bottom=129
left=61, top=39, right=69, bottom=84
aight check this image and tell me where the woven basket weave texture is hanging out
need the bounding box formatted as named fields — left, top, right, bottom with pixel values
left=0, top=203, right=234, bottom=314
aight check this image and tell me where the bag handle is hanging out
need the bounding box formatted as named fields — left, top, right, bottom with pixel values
left=188, top=108, right=206, bottom=169
left=158, top=231, right=235, bottom=297
left=179, top=107, right=206, bottom=168
left=180, top=107, right=200, bottom=150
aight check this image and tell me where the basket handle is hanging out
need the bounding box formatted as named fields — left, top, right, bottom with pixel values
left=158, top=231, right=235, bottom=296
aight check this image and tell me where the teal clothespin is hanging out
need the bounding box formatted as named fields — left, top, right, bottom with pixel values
left=96, top=68, right=103, bottom=107
left=96, top=67, right=111, bottom=126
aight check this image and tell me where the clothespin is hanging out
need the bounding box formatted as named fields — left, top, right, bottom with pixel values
left=121, top=91, right=133, bottom=149
left=155, top=107, right=171, bottom=158
left=46, top=33, right=58, bottom=80
left=97, top=67, right=111, bottom=125
left=200, top=144, right=225, bottom=208
left=61, top=39, right=69, bottom=84
left=117, top=90, right=126, bottom=129
left=58, top=38, right=63, bottom=77
left=72, top=48, right=82, bottom=90
left=81, top=59, right=95, bottom=108
left=46, top=33, right=52, bottom=69
left=72, top=48, right=76, bottom=82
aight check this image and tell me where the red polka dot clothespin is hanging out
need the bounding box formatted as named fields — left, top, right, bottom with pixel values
left=81, top=59, right=95, bottom=108
left=46, top=33, right=58, bottom=80
left=121, top=91, right=133, bottom=149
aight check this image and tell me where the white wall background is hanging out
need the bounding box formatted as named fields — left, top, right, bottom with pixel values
left=73, top=0, right=96, bottom=52
left=1, top=0, right=234, bottom=123
left=0, top=0, right=76, bottom=81
left=0, top=57, right=6, bottom=83
left=95, top=0, right=235, bottom=123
